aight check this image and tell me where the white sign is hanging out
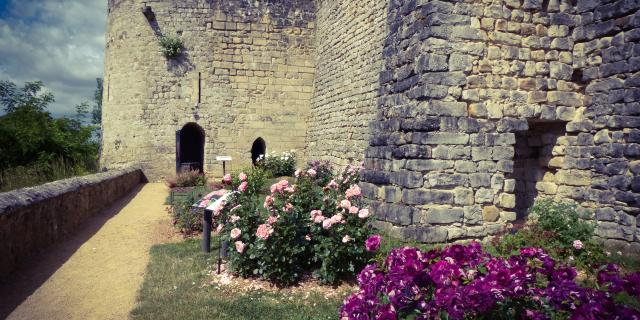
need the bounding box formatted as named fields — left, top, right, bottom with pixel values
left=216, top=156, right=232, bottom=161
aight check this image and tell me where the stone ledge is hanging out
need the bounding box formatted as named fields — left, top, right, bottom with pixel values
left=0, top=167, right=144, bottom=214
left=0, top=167, right=146, bottom=278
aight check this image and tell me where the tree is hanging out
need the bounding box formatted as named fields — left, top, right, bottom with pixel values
left=0, top=80, right=99, bottom=188
left=92, top=78, right=103, bottom=126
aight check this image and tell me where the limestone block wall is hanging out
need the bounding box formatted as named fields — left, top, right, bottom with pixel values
left=0, top=168, right=145, bottom=278
left=362, top=0, right=640, bottom=251
left=102, top=0, right=315, bottom=180
left=305, top=0, right=389, bottom=168
left=574, top=0, right=640, bottom=250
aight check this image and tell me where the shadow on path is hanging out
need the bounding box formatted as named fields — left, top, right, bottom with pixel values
left=0, top=184, right=144, bottom=318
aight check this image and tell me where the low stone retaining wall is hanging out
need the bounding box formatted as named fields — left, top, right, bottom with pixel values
left=0, top=168, right=146, bottom=278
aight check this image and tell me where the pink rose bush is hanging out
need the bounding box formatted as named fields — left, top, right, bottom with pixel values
left=341, top=243, right=640, bottom=320
left=212, top=161, right=373, bottom=286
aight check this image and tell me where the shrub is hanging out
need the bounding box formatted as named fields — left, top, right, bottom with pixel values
left=158, top=35, right=183, bottom=59
left=341, top=242, right=640, bottom=319
left=489, top=199, right=605, bottom=272
left=171, top=193, right=202, bottom=234
left=165, top=170, right=207, bottom=188
left=255, top=151, right=296, bottom=177
left=214, top=162, right=372, bottom=286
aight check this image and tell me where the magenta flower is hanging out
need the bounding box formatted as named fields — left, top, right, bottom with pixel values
left=365, top=235, right=382, bottom=252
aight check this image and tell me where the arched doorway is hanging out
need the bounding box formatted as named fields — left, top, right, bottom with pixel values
left=251, top=137, right=266, bottom=165
left=176, top=123, right=205, bottom=173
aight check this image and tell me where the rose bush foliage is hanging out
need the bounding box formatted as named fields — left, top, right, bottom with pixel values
left=214, top=161, right=373, bottom=286
left=340, top=242, right=640, bottom=320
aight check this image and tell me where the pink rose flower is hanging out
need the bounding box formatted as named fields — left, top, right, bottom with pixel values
left=325, top=179, right=339, bottom=190
left=223, top=174, right=232, bottom=184
left=230, top=228, right=241, bottom=239
left=267, top=215, right=279, bottom=225
left=358, top=208, right=370, bottom=219
left=342, top=235, right=352, bottom=243
left=283, top=203, right=293, bottom=212
left=340, top=199, right=351, bottom=209
left=573, top=240, right=583, bottom=250
left=235, top=241, right=246, bottom=253
left=310, top=209, right=322, bottom=220
left=256, top=224, right=274, bottom=240
left=212, top=200, right=226, bottom=216
left=349, top=206, right=359, bottom=214
left=284, top=186, right=295, bottom=193
left=238, top=181, right=248, bottom=192
left=345, top=184, right=362, bottom=199
left=230, top=215, right=240, bottom=223
left=294, top=169, right=302, bottom=177
left=305, top=234, right=312, bottom=241
left=330, top=213, right=344, bottom=224
left=322, top=219, right=333, bottom=230
left=263, top=195, right=275, bottom=208
left=215, top=223, right=224, bottom=234
left=365, top=235, right=382, bottom=252
left=307, top=168, right=317, bottom=177
left=238, top=172, right=247, bottom=181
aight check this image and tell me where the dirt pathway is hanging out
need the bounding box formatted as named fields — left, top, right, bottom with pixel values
left=0, top=183, right=173, bottom=320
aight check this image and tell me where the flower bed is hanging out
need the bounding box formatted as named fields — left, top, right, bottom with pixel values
left=341, top=242, right=640, bottom=319
left=212, top=161, right=374, bottom=286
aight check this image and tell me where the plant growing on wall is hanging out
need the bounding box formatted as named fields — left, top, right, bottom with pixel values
left=158, top=35, right=183, bottom=59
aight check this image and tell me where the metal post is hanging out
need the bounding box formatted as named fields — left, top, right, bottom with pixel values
left=222, top=160, right=226, bottom=176
left=203, top=209, right=212, bottom=253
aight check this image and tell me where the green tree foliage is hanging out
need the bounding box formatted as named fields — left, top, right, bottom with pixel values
left=0, top=80, right=99, bottom=191
left=92, top=78, right=103, bottom=125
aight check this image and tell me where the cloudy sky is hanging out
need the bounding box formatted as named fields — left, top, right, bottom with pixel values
left=0, top=0, right=106, bottom=117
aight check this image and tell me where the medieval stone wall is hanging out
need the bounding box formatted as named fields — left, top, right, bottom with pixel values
left=102, top=0, right=640, bottom=249
left=102, top=0, right=315, bottom=180
left=305, top=0, right=389, bottom=168
left=362, top=0, right=640, bottom=252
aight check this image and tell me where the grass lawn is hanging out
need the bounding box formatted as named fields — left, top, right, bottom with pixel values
left=130, top=238, right=342, bottom=320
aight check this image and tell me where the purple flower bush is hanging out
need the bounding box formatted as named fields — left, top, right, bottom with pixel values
left=341, top=242, right=640, bottom=320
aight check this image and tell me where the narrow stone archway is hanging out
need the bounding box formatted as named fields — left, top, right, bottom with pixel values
left=176, top=123, right=205, bottom=173
left=251, top=137, right=266, bottom=165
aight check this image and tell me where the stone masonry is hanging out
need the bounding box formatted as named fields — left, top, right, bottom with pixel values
left=103, top=0, right=640, bottom=250
left=103, top=0, right=315, bottom=178
left=361, top=0, right=640, bottom=252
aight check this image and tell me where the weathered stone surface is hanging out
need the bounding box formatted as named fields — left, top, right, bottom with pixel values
left=424, top=207, right=464, bottom=224
left=482, top=205, right=500, bottom=222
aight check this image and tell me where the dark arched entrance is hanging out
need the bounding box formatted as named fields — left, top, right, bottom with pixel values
left=251, top=137, right=266, bottom=165
left=176, top=123, right=205, bottom=173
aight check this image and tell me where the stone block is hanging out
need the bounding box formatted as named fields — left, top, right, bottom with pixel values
left=482, top=205, right=500, bottom=222
left=499, top=193, right=516, bottom=208
left=416, top=227, right=448, bottom=243
left=403, top=189, right=454, bottom=205
left=390, top=171, right=424, bottom=188
left=424, top=207, right=464, bottom=224
left=454, top=187, right=474, bottom=205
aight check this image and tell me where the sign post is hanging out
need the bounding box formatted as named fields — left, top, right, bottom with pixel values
left=214, top=155, right=232, bottom=274
left=216, top=156, right=232, bottom=177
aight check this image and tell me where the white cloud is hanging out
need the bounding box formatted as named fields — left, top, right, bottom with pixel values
left=0, top=0, right=106, bottom=117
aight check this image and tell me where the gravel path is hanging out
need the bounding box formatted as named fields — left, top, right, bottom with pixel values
left=0, top=183, right=172, bottom=320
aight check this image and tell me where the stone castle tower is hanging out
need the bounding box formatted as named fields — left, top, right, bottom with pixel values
left=103, top=0, right=640, bottom=251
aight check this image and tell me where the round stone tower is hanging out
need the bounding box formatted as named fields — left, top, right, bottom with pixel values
left=102, top=0, right=316, bottom=180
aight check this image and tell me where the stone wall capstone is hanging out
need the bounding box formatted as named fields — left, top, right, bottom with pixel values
left=0, top=168, right=145, bottom=278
